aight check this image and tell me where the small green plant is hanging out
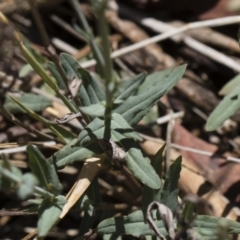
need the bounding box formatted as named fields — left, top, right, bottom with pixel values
left=1, top=1, right=240, bottom=239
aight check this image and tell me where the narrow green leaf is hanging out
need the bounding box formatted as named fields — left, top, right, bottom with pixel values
left=125, top=143, right=161, bottom=189
left=77, top=118, right=159, bottom=188
left=78, top=67, right=106, bottom=104
left=48, top=124, right=76, bottom=143
left=193, top=215, right=240, bottom=237
left=9, top=95, right=76, bottom=143
left=60, top=53, right=105, bottom=106
left=182, top=201, right=195, bottom=223
left=115, top=73, right=146, bottom=100
left=38, top=195, right=66, bottom=237
left=80, top=102, right=105, bottom=117
left=137, top=66, right=175, bottom=95
left=219, top=74, right=240, bottom=96
left=206, top=83, right=240, bottom=131
left=48, top=139, right=103, bottom=167
left=78, top=114, right=141, bottom=146
left=20, top=43, right=58, bottom=91
left=17, top=173, right=38, bottom=200
left=86, top=177, right=102, bottom=203
left=161, top=156, right=182, bottom=213
left=142, top=145, right=165, bottom=211
left=75, top=193, right=98, bottom=236
left=96, top=210, right=240, bottom=238
left=28, top=198, right=43, bottom=205
left=96, top=210, right=168, bottom=237
left=27, top=145, right=62, bottom=195
left=4, top=94, right=51, bottom=114
left=114, top=65, right=186, bottom=125
left=112, top=113, right=142, bottom=141
left=48, top=61, right=67, bottom=90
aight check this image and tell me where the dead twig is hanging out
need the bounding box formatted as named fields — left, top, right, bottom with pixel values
left=80, top=15, right=240, bottom=69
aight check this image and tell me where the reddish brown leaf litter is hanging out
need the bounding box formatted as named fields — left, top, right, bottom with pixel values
left=173, top=123, right=240, bottom=205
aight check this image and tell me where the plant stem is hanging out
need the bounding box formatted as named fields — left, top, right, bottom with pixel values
left=94, top=1, right=116, bottom=140
left=34, top=186, right=55, bottom=198
left=0, top=99, right=54, bottom=141
left=70, top=0, right=106, bottom=76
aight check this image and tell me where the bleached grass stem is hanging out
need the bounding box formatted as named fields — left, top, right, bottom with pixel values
left=81, top=16, right=240, bottom=68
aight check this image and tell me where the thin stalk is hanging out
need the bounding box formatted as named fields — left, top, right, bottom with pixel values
left=70, top=0, right=116, bottom=140
left=34, top=186, right=55, bottom=199
left=0, top=99, right=54, bottom=141
left=80, top=15, right=240, bottom=69
left=70, top=0, right=106, bottom=74
left=94, top=1, right=115, bottom=140
left=28, top=0, right=50, bottom=47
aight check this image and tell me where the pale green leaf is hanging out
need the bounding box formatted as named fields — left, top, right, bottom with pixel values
left=219, top=74, right=240, bottom=96
left=78, top=113, right=141, bottom=146
left=142, top=144, right=165, bottom=211
left=4, top=94, right=51, bottom=114
left=78, top=117, right=159, bottom=189
left=96, top=210, right=240, bottom=238
left=47, top=138, right=103, bottom=167
left=80, top=102, right=105, bottom=117
left=17, top=173, right=38, bottom=200
left=115, top=73, right=146, bottom=100
left=114, top=65, right=186, bottom=125
left=38, top=195, right=66, bottom=237
left=20, top=43, right=58, bottom=91
left=60, top=53, right=105, bottom=106
left=124, top=141, right=161, bottom=189
left=78, top=67, right=106, bottom=104
left=27, top=145, right=62, bottom=195
left=206, top=84, right=240, bottom=131
left=49, top=123, right=76, bottom=143
left=48, top=61, right=66, bottom=90
left=161, top=156, right=182, bottom=213
left=96, top=210, right=168, bottom=237
left=138, top=66, right=175, bottom=95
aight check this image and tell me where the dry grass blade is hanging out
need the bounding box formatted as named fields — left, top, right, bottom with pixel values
left=81, top=15, right=240, bottom=68
left=60, top=157, right=104, bottom=219
left=119, top=4, right=240, bottom=72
